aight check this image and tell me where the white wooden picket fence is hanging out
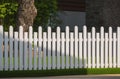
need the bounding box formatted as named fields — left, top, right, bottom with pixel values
left=0, top=25, right=120, bottom=71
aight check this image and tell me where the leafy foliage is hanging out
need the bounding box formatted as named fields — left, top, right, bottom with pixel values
left=34, top=0, right=61, bottom=31
left=0, top=0, right=61, bottom=31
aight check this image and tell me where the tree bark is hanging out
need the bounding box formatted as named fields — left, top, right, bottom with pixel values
left=16, top=0, right=37, bottom=32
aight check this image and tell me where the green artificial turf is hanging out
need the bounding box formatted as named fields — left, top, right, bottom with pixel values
left=0, top=68, right=120, bottom=78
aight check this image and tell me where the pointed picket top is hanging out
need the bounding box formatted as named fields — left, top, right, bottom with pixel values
left=109, top=27, right=112, bottom=38
left=83, top=25, right=87, bottom=30
left=9, top=26, right=13, bottom=32
left=57, top=26, right=60, bottom=31
left=0, top=25, right=3, bottom=35
left=29, top=26, right=33, bottom=31
left=0, top=25, right=3, bottom=28
left=74, top=26, right=78, bottom=32
left=66, top=26, right=69, bottom=31
left=38, top=26, right=42, bottom=33
left=48, top=26, right=51, bottom=33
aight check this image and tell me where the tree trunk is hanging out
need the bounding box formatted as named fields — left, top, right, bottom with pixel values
left=16, top=0, right=37, bottom=32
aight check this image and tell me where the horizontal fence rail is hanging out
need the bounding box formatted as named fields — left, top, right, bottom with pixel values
left=0, top=25, right=120, bottom=71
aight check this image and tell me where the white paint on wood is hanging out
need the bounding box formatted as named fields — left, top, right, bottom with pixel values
left=96, top=33, right=100, bottom=68
left=43, top=32, right=47, bottom=70
left=24, top=32, right=28, bottom=70
left=57, top=27, right=61, bottom=69
left=88, top=33, right=91, bottom=68
left=14, top=32, right=19, bottom=70
left=70, top=32, right=74, bottom=68
left=113, top=33, right=116, bottom=68
left=117, top=27, right=120, bottom=67
left=66, top=26, right=70, bottom=69
left=28, top=26, right=33, bottom=70
left=92, top=27, right=96, bottom=68
left=9, top=26, right=13, bottom=70
left=0, top=26, right=3, bottom=70
left=48, top=27, right=52, bottom=69
left=4, top=32, right=8, bottom=70
left=79, top=33, right=83, bottom=68
left=109, top=27, right=112, bottom=68
left=38, top=27, right=42, bottom=70
left=74, top=26, right=78, bottom=68
left=19, top=26, right=23, bottom=70
left=100, top=27, right=104, bottom=68
left=52, top=32, right=56, bottom=69
left=33, top=32, right=38, bottom=70
left=105, top=33, right=108, bottom=68
left=61, top=33, right=65, bottom=69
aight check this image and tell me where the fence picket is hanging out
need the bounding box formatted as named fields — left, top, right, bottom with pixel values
left=117, top=27, right=120, bottom=67
left=105, top=33, right=108, bottom=68
left=61, top=33, right=65, bottom=69
left=29, top=26, right=33, bottom=70
left=4, top=32, right=8, bottom=70
left=19, top=26, right=23, bottom=70
left=66, top=26, right=70, bottom=69
left=38, top=27, right=42, bottom=70
left=88, top=33, right=91, bottom=68
left=0, top=26, right=3, bottom=70
left=57, top=27, right=61, bottom=69
left=43, top=32, right=47, bottom=70
left=24, top=32, right=28, bottom=70
left=100, top=27, right=104, bottom=68
left=52, top=32, right=56, bottom=69
left=74, top=26, right=78, bottom=68
left=70, top=32, right=74, bottom=68
left=33, top=32, right=38, bottom=70
left=109, top=27, right=112, bottom=68
left=48, top=27, right=51, bottom=69
left=79, top=33, right=83, bottom=68
left=83, top=26, right=87, bottom=68
left=96, top=33, right=100, bottom=68
left=113, top=33, right=116, bottom=68
left=14, top=32, right=19, bottom=70
left=92, top=27, right=96, bottom=68
left=9, top=26, right=13, bottom=70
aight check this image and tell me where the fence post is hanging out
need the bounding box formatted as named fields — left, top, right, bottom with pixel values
left=100, top=27, right=104, bottom=68
left=74, top=26, right=78, bottom=68
left=66, top=26, right=70, bottom=69
left=38, top=26, right=42, bottom=70
left=109, top=27, right=112, bottom=68
left=9, top=26, right=13, bottom=70
left=48, top=27, right=52, bottom=69
left=83, top=26, right=87, bottom=68
left=0, top=25, right=3, bottom=70
left=92, top=27, right=95, bottom=68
